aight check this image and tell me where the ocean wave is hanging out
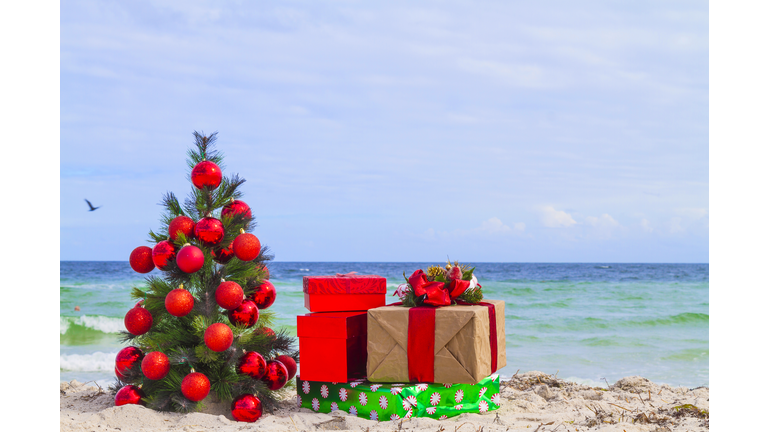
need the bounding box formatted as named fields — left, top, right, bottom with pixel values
left=635, top=313, right=709, bottom=327
left=60, top=351, right=119, bottom=372
left=61, top=315, right=124, bottom=334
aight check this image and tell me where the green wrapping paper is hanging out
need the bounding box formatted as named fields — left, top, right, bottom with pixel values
left=296, top=374, right=501, bottom=421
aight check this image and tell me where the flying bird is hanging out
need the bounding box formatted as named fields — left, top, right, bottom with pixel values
left=84, top=199, right=101, bottom=211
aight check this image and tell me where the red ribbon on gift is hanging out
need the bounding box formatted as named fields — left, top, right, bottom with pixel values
left=407, top=269, right=471, bottom=306
left=404, top=301, right=499, bottom=382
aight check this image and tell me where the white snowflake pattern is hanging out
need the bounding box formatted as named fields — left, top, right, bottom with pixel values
left=358, top=392, right=368, bottom=406
left=490, top=393, right=501, bottom=406
left=454, top=404, right=463, bottom=410
left=443, top=383, right=453, bottom=388
left=302, top=381, right=311, bottom=394
left=339, top=388, right=348, bottom=402
left=429, top=392, right=441, bottom=406
left=390, top=414, right=400, bottom=421
left=404, top=395, right=418, bottom=409
left=454, top=389, right=464, bottom=403
left=479, top=387, right=488, bottom=398
left=378, top=395, right=388, bottom=410
left=478, top=400, right=489, bottom=413
left=439, top=415, right=448, bottom=420
left=330, top=402, right=339, bottom=411
left=349, top=406, right=358, bottom=416
left=405, top=408, right=413, bottom=419
left=311, top=398, right=320, bottom=411
left=490, top=373, right=499, bottom=382
left=349, top=380, right=364, bottom=388
left=390, top=387, right=403, bottom=396
left=370, top=410, right=378, bottom=421
left=296, top=395, right=302, bottom=407
left=426, top=407, right=437, bottom=415
left=332, top=382, right=338, bottom=385
left=370, top=384, right=382, bottom=392
left=415, top=383, right=428, bottom=392
left=320, top=385, right=329, bottom=398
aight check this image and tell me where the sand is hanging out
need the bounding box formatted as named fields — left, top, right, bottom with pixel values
left=60, top=371, right=709, bottom=431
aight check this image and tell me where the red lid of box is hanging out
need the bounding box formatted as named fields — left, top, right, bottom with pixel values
left=297, top=311, right=367, bottom=339
left=303, top=274, right=387, bottom=295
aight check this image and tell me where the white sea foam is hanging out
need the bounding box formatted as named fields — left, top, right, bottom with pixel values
left=61, top=315, right=125, bottom=334
left=60, top=351, right=119, bottom=372
left=563, top=376, right=609, bottom=388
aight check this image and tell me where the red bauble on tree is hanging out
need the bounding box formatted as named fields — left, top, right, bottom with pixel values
left=233, top=229, right=261, bottom=261
left=115, top=346, right=144, bottom=377
left=141, top=351, right=170, bottom=380
left=115, top=385, right=146, bottom=406
left=194, top=217, right=224, bottom=247
left=165, top=285, right=194, bottom=317
left=222, top=199, right=252, bottom=220
left=212, top=241, right=235, bottom=264
left=256, top=263, right=270, bottom=280
left=129, top=246, right=155, bottom=273
left=191, top=160, right=222, bottom=189
left=216, top=281, right=244, bottom=310
left=204, top=323, right=233, bottom=352
left=261, top=360, right=288, bottom=390
left=168, top=215, right=195, bottom=242
left=152, top=240, right=176, bottom=270
left=231, top=394, right=263, bottom=423
left=124, top=304, right=153, bottom=335
left=276, top=355, right=297, bottom=380
left=256, top=326, right=275, bottom=339
left=177, top=244, right=204, bottom=273
left=249, top=281, right=276, bottom=310
left=181, top=372, right=210, bottom=402
left=237, top=351, right=267, bottom=379
left=228, top=299, right=259, bottom=327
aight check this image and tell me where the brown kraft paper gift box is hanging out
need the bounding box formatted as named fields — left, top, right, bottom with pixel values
left=366, top=299, right=506, bottom=384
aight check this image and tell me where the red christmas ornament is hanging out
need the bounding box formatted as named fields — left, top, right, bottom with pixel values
left=228, top=299, right=259, bottom=327
left=141, top=351, right=170, bottom=380
left=276, top=354, right=297, bottom=380
left=204, top=323, right=233, bottom=352
left=249, top=281, right=276, bottom=310
left=212, top=241, right=235, bottom=264
left=216, top=281, right=244, bottom=310
left=191, top=160, right=222, bottom=189
left=233, top=229, right=261, bottom=261
left=176, top=244, right=205, bottom=273
left=261, top=360, right=288, bottom=390
left=115, top=366, right=127, bottom=381
left=129, top=246, right=155, bottom=273
left=168, top=215, right=195, bottom=242
left=152, top=240, right=176, bottom=270
left=256, top=326, right=275, bottom=339
left=115, top=385, right=146, bottom=406
left=222, top=199, right=252, bottom=220
left=237, top=351, right=267, bottom=379
left=165, top=286, right=194, bottom=317
left=194, top=217, right=224, bottom=247
left=115, top=346, right=144, bottom=376
left=256, top=263, right=270, bottom=280
left=181, top=372, right=211, bottom=402
left=231, top=394, right=263, bottom=423
left=124, top=305, right=153, bottom=335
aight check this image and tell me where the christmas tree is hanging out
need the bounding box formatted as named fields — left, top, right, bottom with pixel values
left=113, top=131, right=298, bottom=422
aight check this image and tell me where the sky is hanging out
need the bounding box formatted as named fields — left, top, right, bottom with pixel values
left=60, top=0, right=709, bottom=262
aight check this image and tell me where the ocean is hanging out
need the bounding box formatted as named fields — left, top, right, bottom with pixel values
left=60, top=262, right=709, bottom=389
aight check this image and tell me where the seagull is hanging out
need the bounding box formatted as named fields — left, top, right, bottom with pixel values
left=85, top=199, right=101, bottom=211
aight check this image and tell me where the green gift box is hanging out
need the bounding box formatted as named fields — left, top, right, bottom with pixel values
left=296, top=373, right=501, bottom=421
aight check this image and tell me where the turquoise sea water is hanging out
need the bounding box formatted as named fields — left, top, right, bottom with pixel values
left=60, top=262, right=708, bottom=389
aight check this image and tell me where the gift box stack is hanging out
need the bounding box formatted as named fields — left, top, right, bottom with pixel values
left=296, top=271, right=506, bottom=421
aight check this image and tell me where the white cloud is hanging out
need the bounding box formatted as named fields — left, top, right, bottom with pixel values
left=422, top=217, right=525, bottom=240
left=640, top=218, right=653, bottom=233
left=585, top=214, right=619, bottom=228
left=540, top=206, right=577, bottom=228
left=675, top=208, right=708, bottom=219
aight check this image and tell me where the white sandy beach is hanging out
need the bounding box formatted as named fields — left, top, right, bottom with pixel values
left=60, top=371, right=708, bottom=431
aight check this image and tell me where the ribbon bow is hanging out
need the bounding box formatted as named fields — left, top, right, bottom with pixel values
left=407, top=269, right=471, bottom=306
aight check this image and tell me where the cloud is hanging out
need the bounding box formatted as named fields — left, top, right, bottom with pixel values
left=422, top=217, right=525, bottom=240
left=585, top=214, right=619, bottom=228
left=640, top=218, right=653, bottom=232
left=540, top=206, right=577, bottom=228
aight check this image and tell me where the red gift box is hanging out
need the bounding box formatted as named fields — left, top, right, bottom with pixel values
left=303, top=274, right=387, bottom=312
left=297, top=311, right=367, bottom=382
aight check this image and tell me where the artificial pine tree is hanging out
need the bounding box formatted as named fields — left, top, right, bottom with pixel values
left=114, top=131, right=297, bottom=420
